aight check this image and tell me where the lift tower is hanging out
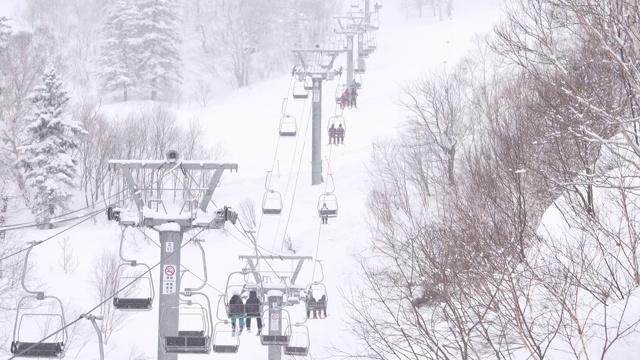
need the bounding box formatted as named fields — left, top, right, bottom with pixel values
left=291, top=48, right=342, bottom=185
left=344, top=9, right=380, bottom=76
left=240, top=255, right=313, bottom=360
left=334, top=16, right=364, bottom=89
left=109, top=152, right=238, bottom=360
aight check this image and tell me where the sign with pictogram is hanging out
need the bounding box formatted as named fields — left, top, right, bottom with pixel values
left=164, top=265, right=176, bottom=278
left=163, top=265, right=176, bottom=294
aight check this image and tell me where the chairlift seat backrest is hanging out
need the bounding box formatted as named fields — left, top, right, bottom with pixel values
left=228, top=303, right=263, bottom=318
left=284, top=346, right=309, bottom=356
left=163, top=335, right=210, bottom=354
left=279, top=130, right=296, bottom=137
left=11, top=341, right=64, bottom=358
left=178, top=330, right=205, bottom=337
left=113, top=297, right=152, bottom=310
left=260, top=335, right=290, bottom=346
left=262, top=208, right=282, bottom=215
left=213, top=345, right=239, bottom=353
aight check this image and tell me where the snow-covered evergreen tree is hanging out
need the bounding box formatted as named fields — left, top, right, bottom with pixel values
left=97, top=1, right=141, bottom=102
left=18, top=69, right=85, bottom=228
left=137, top=0, right=182, bottom=100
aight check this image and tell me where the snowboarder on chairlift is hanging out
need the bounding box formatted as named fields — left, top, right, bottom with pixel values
left=336, top=124, right=345, bottom=144
left=320, top=203, right=329, bottom=224
left=329, top=124, right=337, bottom=144
left=316, top=295, right=327, bottom=318
left=229, top=290, right=245, bottom=334
left=245, top=290, right=262, bottom=334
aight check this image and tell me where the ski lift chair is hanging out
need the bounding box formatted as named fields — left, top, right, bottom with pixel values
left=11, top=243, right=68, bottom=359
left=223, top=271, right=264, bottom=319
left=327, top=115, right=347, bottom=141
left=292, top=80, right=310, bottom=99
left=11, top=297, right=68, bottom=358
left=211, top=322, right=240, bottom=353
left=335, top=84, right=347, bottom=105
left=305, top=282, right=329, bottom=317
left=262, top=190, right=283, bottom=215
left=350, top=0, right=360, bottom=8
left=284, top=324, right=310, bottom=356
left=162, top=294, right=213, bottom=354
left=112, top=262, right=155, bottom=310
left=279, top=115, right=297, bottom=137
left=371, top=11, right=381, bottom=29
left=317, top=193, right=338, bottom=218
left=260, top=309, right=291, bottom=346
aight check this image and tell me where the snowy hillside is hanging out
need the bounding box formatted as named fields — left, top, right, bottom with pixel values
left=0, top=1, right=506, bottom=359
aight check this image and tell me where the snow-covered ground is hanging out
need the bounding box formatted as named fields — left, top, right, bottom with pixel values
left=2, top=1, right=505, bottom=359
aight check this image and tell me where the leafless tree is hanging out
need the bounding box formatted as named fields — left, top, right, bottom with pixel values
left=237, top=197, right=257, bottom=230
left=90, top=249, right=129, bottom=344
left=398, top=64, right=470, bottom=188
left=57, top=236, right=78, bottom=274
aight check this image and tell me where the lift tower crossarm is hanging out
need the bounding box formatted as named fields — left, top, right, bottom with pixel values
left=292, top=49, right=343, bottom=74
left=108, top=160, right=238, bottom=171
left=108, top=161, right=237, bottom=214
left=239, top=255, right=313, bottom=287
left=335, top=16, right=365, bottom=32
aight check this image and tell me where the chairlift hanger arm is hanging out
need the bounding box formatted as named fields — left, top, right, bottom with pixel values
left=185, top=239, right=208, bottom=293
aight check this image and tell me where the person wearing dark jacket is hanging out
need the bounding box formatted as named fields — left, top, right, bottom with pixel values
left=245, top=290, right=262, bottom=332
left=316, top=295, right=327, bottom=318
left=229, top=291, right=245, bottom=332
left=306, top=294, right=317, bottom=319
left=320, top=203, right=329, bottom=224
left=328, top=124, right=337, bottom=144
left=336, top=124, right=345, bottom=144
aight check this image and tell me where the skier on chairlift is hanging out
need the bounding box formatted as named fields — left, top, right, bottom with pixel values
left=341, top=88, right=350, bottom=109
left=329, top=124, right=337, bottom=144
left=320, top=203, right=330, bottom=224
left=306, top=293, right=318, bottom=319
left=349, top=84, right=358, bottom=108
left=229, top=290, right=245, bottom=335
left=317, top=295, right=327, bottom=318
left=336, top=124, right=345, bottom=144
left=245, top=290, right=262, bottom=335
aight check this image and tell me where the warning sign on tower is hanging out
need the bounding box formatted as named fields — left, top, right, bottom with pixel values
left=163, top=265, right=176, bottom=294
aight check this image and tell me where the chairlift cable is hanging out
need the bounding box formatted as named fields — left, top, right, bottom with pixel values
left=272, top=90, right=315, bottom=252
left=0, top=163, right=179, bottom=264
left=0, top=161, right=166, bottom=231
left=271, top=93, right=314, bottom=253
left=255, top=76, right=301, bottom=241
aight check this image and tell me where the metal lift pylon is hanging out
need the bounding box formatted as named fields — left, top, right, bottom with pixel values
left=291, top=49, right=343, bottom=185
left=108, top=151, right=238, bottom=360
left=238, top=255, right=313, bottom=360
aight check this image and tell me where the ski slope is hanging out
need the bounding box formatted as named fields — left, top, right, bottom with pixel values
left=2, top=1, right=504, bottom=359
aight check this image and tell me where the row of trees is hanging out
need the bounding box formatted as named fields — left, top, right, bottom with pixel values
left=348, top=0, right=640, bottom=359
